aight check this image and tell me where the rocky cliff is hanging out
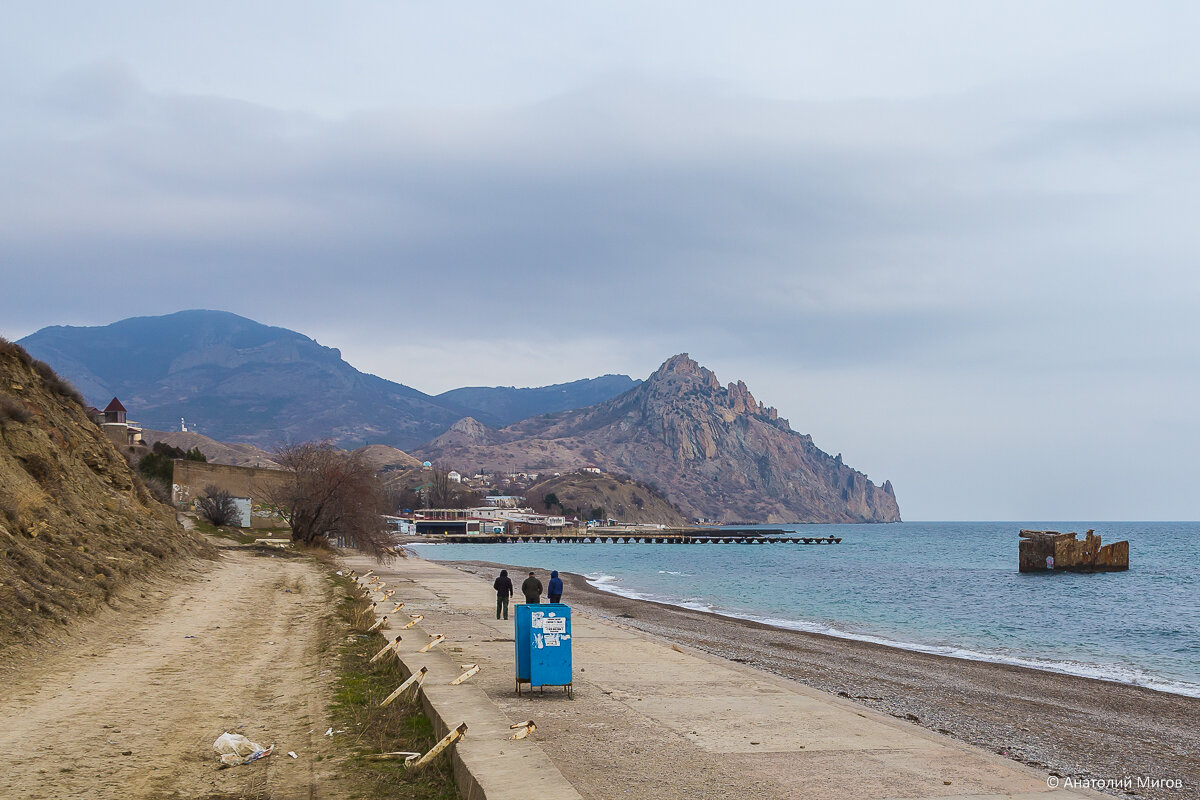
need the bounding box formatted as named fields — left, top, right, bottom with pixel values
left=0, top=339, right=211, bottom=650
left=418, top=354, right=900, bottom=524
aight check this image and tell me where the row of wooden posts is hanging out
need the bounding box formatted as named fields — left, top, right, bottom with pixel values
left=350, top=568, right=536, bottom=767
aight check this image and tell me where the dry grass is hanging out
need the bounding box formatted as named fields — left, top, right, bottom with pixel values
left=0, top=393, right=32, bottom=424
left=330, top=575, right=458, bottom=800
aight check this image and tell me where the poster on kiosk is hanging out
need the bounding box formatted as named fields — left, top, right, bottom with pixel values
left=515, top=604, right=573, bottom=697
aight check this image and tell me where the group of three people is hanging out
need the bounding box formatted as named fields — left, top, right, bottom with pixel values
left=492, top=569, right=563, bottom=620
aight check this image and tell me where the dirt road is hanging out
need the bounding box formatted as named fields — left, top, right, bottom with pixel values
left=0, top=544, right=346, bottom=800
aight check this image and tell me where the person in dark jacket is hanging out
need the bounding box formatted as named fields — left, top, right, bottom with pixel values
left=521, top=572, right=542, bottom=604
left=548, top=570, right=563, bottom=603
left=493, top=569, right=514, bottom=620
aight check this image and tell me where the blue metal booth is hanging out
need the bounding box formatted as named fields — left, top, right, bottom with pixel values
left=515, top=604, right=573, bottom=697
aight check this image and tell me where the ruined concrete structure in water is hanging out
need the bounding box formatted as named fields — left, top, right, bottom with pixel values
left=1018, top=529, right=1129, bottom=573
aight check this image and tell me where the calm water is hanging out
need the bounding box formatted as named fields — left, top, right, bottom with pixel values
left=411, top=521, right=1200, bottom=696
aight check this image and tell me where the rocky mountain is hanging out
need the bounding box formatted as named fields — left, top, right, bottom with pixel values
left=436, top=375, right=640, bottom=428
left=418, top=354, right=900, bottom=524
left=423, top=417, right=501, bottom=450
left=19, top=311, right=637, bottom=450
left=0, top=338, right=210, bottom=649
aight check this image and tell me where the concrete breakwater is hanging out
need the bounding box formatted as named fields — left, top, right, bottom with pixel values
left=405, top=529, right=843, bottom=545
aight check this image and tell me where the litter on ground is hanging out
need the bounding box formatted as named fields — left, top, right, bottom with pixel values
left=213, top=732, right=275, bottom=766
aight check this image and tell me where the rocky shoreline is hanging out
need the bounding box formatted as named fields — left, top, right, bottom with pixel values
left=446, top=557, right=1198, bottom=800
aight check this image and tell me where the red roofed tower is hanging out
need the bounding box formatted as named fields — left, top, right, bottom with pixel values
left=103, top=397, right=127, bottom=424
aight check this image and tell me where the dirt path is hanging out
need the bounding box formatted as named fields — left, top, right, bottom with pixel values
left=0, top=544, right=346, bottom=800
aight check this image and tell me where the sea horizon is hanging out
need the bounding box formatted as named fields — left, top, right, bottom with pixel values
left=412, top=520, right=1200, bottom=698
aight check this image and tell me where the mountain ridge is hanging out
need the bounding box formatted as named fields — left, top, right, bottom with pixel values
left=18, top=310, right=638, bottom=450
left=418, top=354, right=900, bottom=524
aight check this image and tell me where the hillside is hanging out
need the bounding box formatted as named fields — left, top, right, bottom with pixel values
left=0, top=339, right=212, bottom=650
left=353, top=444, right=423, bottom=473
left=18, top=310, right=463, bottom=450
left=141, top=429, right=280, bottom=468
left=436, top=375, right=641, bottom=427
left=528, top=471, right=687, bottom=526
left=417, top=354, right=900, bottom=524
left=20, top=311, right=639, bottom=449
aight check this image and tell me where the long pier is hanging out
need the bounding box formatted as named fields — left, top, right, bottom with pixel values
left=427, top=529, right=842, bottom=545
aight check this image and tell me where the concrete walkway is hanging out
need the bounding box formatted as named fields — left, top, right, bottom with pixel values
left=345, top=554, right=1101, bottom=800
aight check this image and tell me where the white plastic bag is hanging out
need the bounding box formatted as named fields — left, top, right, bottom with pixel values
left=213, top=732, right=272, bottom=766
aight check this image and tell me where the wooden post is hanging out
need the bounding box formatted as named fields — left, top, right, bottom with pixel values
left=369, top=635, right=403, bottom=664
left=450, top=664, right=480, bottom=685
left=510, top=720, right=536, bottom=740
left=418, top=633, right=445, bottom=653
left=380, top=666, right=428, bottom=707
left=405, top=723, right=467, bottom=769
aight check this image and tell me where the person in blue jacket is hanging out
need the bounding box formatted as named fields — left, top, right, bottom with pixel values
left=548, top=570, right=563, bottom=604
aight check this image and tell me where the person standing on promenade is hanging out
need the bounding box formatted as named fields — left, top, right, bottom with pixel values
left=493, top=569, right=513, bottom=620
left=548, top=570, right=563, bottom=603
left=521, top=571, right=542, bottom=604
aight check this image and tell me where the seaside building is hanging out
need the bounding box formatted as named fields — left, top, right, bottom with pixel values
left=484, top=495, right=524, bottom=508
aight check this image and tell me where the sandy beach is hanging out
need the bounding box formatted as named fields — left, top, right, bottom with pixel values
left=446, top=558, right=1198, bottom=800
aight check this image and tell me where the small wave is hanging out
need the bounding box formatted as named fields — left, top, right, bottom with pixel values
left=656, top=570, right=691, bottom=576
left=583, top=577, right=1200, bottom=698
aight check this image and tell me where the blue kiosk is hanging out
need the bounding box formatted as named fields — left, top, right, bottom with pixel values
left=515, top=604, right=573, bottom=698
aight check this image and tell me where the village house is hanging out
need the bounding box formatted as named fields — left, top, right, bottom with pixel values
left=88, top=397, right=143, bottom=448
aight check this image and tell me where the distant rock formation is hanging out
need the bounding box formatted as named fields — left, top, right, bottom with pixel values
left=418, top=354, right=900, bottom=524
left=425, top=417, right=500, bottom=450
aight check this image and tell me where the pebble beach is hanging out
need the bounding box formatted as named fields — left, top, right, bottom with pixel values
left=450, top=558, right=1198, bottom=800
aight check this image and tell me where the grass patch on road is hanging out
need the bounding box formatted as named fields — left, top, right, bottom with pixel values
left=189, top=517, right=258, bottom=544
left=329, top=575, right=458, bottom=800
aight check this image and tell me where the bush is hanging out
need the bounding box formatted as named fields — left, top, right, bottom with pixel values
left=139, top=441, right=207, bottom=484
left=196, top=485, right=240, bottom=527
left=21, top=453, right=56, bottom=486
left=143, top=476, right=173, bottom=505
left=0, top=393, right=31, bottom=424
left=31, top=359, right=84, bottom=407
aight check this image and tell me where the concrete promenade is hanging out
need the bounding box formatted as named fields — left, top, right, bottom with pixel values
left=345, top=554, right=1101, bottom=800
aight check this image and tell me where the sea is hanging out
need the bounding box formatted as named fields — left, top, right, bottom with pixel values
left=410, top=521, right=1200, bottom=697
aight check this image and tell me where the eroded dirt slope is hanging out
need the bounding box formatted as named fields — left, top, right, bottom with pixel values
left=0, top=338, right=212, bottom=650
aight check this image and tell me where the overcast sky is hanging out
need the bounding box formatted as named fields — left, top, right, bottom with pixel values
left=3, top=3, right=1199, bottom=520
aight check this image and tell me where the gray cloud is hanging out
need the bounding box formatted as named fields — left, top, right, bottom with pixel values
left=3, top=9, right=1200, bottom=518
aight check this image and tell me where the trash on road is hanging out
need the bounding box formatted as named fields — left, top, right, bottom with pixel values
left=213, top=732, right=275, bottom=766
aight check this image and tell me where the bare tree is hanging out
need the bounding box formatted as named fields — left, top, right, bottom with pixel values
left=196, top=485, right=239, bottom=526
left=268, top=441, right=393, bottom=559
left=428, top=465, right=456, bottom=509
